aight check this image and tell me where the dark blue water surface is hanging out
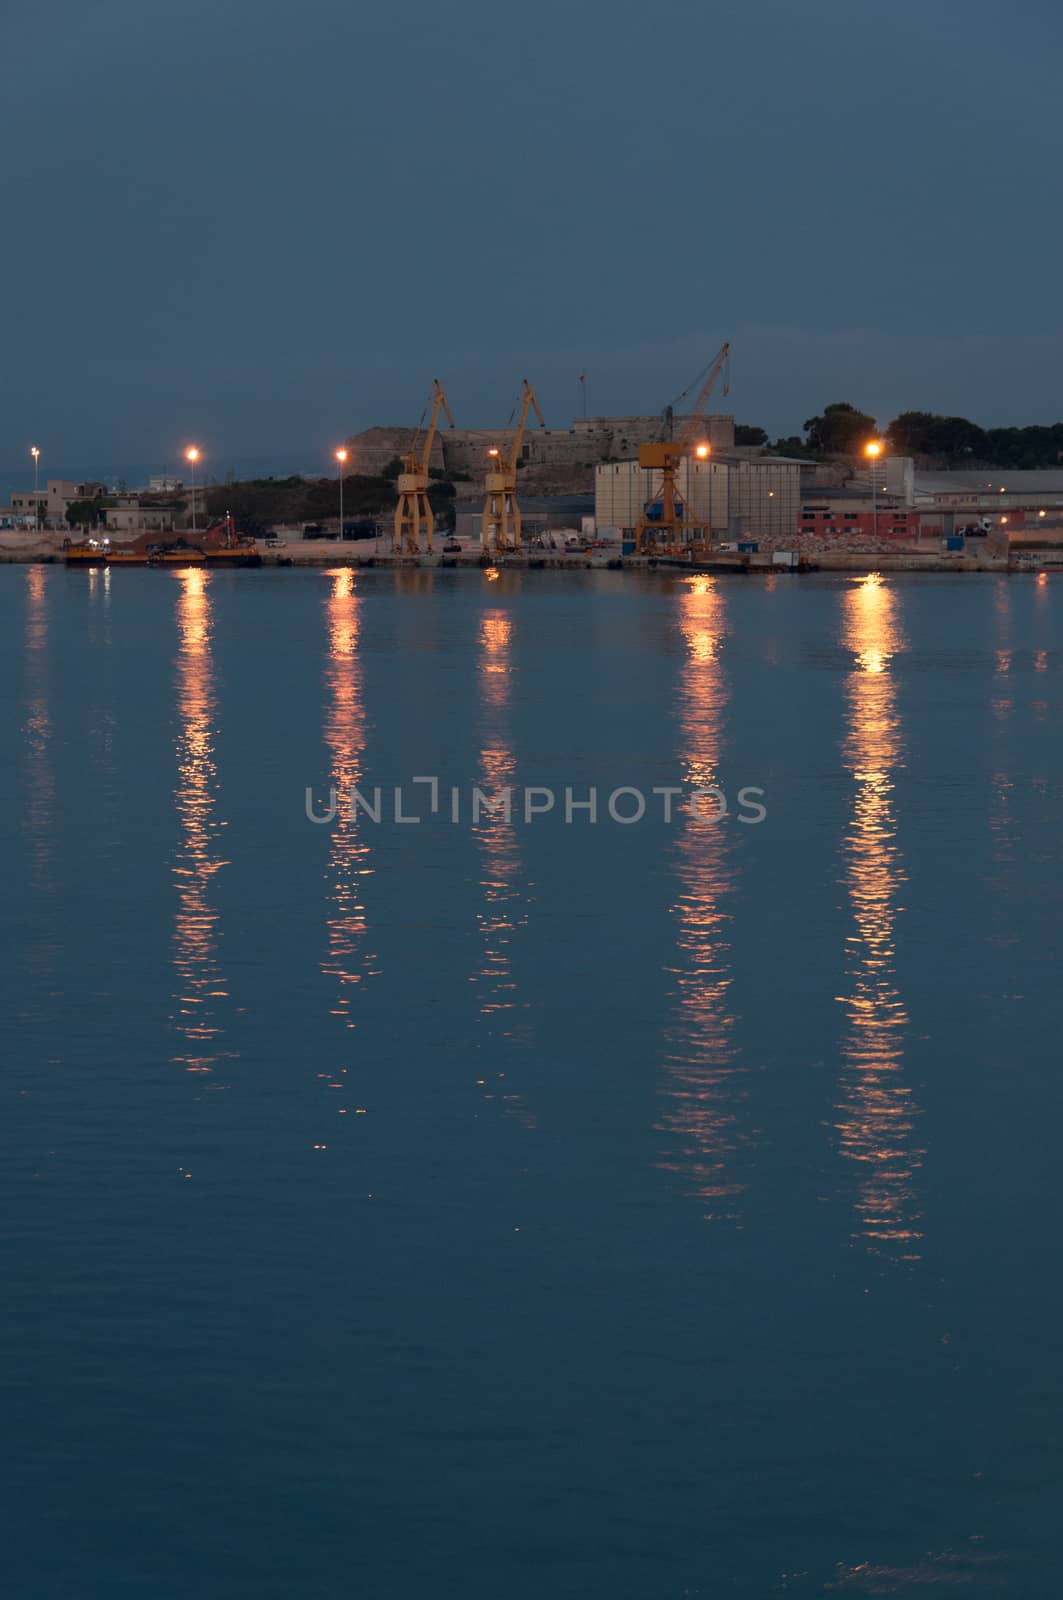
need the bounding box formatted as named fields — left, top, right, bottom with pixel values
left=3, top=564, right=1061, bottom=1598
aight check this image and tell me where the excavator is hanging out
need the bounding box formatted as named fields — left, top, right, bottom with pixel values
left=394, top=380, right=455, bottom=555
left=634, top=342, right=731, bottom=559
left=200, top=512, right=262, bottom=566
left=482, top=379, right=545, bottom=556
left=146, top=513, right=261, bottom=567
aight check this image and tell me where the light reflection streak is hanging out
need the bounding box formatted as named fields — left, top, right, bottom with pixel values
left=473, top=607, right=534, bottom=1122
left=992, top=577, right=1014, bottom=719
left=322, top=569, right=377, bottom=1024
left=987, top=581, right=1020, bottom=984
left=87, top=565, right=117, bottom=792
left=835, top=575, right=922, bottom=1258
left=23, top=566, right=54, bottom=902
left=656, top=578, right=744, bottom=1219
left=20, top=566, right=58, bottom=1008
left=171, top=569, right=230, bottom=1071
left=989, top=581, right=1018, bottom=868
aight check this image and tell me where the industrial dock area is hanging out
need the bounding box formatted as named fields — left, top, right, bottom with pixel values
left=6, top=355, right=1063, bottom=576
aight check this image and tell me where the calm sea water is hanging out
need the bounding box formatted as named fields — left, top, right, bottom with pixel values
left=2, top=564, right=1061, bottom=1598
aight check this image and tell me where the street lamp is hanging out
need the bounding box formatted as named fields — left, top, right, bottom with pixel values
left=30, top=446, right=41, bottom=532
left=185, top=446, right=201, bottom=532
left=335, top=447, right=348, bottom=539
left=865, top=439, right=883, bottom=540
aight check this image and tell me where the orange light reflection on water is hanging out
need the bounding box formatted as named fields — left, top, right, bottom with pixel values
left=171, top=569, right=231, bottom=1071
left=20, top=565, right=59, bottom=1011
left=657, top=579, right=745, bottom=1220
left=322, top=568, right=377, bottom=1025
left=473, top=608, right=534, bottom=1122
left=835, top=574, right=922, bottom=1258
left=23, top=566, right=53, bottom=899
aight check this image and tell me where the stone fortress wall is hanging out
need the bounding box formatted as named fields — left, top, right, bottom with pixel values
left=344, top=415, right=737, bottom=483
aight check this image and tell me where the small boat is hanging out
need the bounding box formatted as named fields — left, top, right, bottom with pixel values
left=63, top=538, right=108, bottom=566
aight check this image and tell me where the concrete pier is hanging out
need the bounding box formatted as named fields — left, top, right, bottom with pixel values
left=0, top=528, right=1028, bottom=575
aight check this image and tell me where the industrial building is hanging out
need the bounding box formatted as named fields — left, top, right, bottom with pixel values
left=8, top=478, right=106, bottom=527
left=595, top=455, right=802, bottom=543
left=105, top=497, right=177, bottom=535
left=798, top=463, right=1063, bottom=546
left=886, top=462, right=1063, bottom=512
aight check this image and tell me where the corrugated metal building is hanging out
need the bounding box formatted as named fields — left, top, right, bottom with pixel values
left=728, top=459, right=802, bottom=541
left=595, top=459, right=728, bottom=533
left=595, top=457, right=801, bottom=541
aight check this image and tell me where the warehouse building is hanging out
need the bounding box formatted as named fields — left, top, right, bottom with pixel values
left=800, top=463, right=1063, bottom=545
left=595, top=456, right=801, bottom=542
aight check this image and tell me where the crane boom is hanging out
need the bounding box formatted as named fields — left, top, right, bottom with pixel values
left=414, top=379, right=455, bottom=477
left=634, top=341, right=733, bottom=560
left=481, top=379, right=545, bottom=556
left=505, top=380, right=545, bottom=473
left=394, top=379, right=455, bottom=555
left=675, top=342, right=731, bottom=454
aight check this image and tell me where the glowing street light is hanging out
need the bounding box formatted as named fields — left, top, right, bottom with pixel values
left=335, top=447, right=348, bottom=539
left=185, top=446, right=201, bottom=532
left=30, top=446, right=41, bottom=533
left=864, top=439, right=884, bottom=540
left=694, top=442, right=710, bottom=459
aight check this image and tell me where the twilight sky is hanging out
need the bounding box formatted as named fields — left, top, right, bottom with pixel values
left=2, top=0, right=1060, bottom=478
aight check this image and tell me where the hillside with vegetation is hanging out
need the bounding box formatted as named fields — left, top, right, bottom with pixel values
left=749, top=402, right=1063, bottom=468
left=204, top=464, right=455, bottom=537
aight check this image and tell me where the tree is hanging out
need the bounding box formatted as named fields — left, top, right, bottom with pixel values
left=887, top=411, right=986, bottom=460
left=982, top=424, right=1063, bottom=469
left=767, top=435, right=815, bottom=460
left=66, top=499, right=103, bottom=529
left=803, top=402, right=877, bottom=457
left=734, top=424, right=768, bottom=447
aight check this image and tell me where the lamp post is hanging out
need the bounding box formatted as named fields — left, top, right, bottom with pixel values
left=185, top=446, right=200, bottom=533
left=30, top=446, right=41, bottom=532
left=865, top=439, right=883, bottom=541
left=335, top=447, right=348, bottom=540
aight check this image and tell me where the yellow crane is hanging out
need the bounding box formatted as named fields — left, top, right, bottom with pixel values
left=482, top=379, right=545, bottom=555
left=394, top=379, right=455, bottom=555
left=634, top=342, right=731, bottom=559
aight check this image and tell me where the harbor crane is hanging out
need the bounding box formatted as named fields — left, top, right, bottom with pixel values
left=634, top=341, right=731, bottom=559
left=482, top=379, right=545, bottom=555
left=394, top=379, right=455, bottom=555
